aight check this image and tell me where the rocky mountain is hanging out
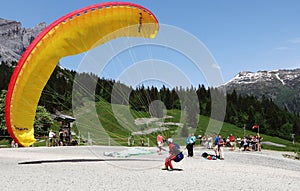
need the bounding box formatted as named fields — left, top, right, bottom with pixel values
left=222, top=69, right=300, bottom=114
left=0, top=18, right=46, bottom=65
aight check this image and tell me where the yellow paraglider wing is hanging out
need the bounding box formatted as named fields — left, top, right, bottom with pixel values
left=5, top=2, right=159, bottom=147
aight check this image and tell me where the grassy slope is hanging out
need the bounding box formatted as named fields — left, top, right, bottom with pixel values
left=3, top=98, right=299, bottom=154
left=89, top=99, right=299, bottom=153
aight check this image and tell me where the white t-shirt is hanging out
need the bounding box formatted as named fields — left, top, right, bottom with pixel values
left=49, top=131, right=55, bottom=139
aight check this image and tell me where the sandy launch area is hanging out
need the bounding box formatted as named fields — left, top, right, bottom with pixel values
left=0, top=146, right=299, bottom=191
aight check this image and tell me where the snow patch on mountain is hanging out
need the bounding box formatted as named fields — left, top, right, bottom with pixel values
left=224, top=69, right=299, bottom=87
left=275, top=73, right=285, bottom=85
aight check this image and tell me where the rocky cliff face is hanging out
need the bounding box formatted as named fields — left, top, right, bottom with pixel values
left=222, top=69, right=300, bottom=114
left=0, top=18, right=46, bottom=65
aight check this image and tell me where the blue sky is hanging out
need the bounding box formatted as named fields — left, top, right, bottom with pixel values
left=1, top=0, right=300, bottom=86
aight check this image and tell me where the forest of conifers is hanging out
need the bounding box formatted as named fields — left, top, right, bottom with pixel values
left=0, top=61, right=299, bottom=141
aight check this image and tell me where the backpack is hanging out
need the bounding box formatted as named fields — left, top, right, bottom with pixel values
left=175, top=152, right=184, bottom=162
left=202, top=152, right=208, bottom=158
left=173, top=143, right=184, bottom=162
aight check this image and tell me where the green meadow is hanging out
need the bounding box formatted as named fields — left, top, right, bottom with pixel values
left=72, top=98, right=300, bottom=155
left=1, top=97, right=299, bottom=158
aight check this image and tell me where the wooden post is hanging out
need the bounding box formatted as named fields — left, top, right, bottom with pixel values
left=147, top=138, right=150, bottom=147
left=78, top=131, right=81, bottom=145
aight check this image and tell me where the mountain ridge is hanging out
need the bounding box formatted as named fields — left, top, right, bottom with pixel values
left=0, top=18, right=46, bottom=65
left=222, top=68, right=300, bottom=114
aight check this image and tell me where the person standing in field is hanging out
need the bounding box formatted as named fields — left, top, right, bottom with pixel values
left=157, top=134, right=164, bottom=155
left=228, top=134, right=236, bottom=151
left=48, top=129, right=56, bottom=147
left=186, top=133, right=196, bottom=157
left=213, top=133, right=219, bottom=157
left=218, top=135, right=225, bottom=160
left=236, top=136, right=242, bottom=150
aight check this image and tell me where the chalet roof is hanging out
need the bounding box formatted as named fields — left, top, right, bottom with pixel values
left=52, top=113, right=76, bottom=122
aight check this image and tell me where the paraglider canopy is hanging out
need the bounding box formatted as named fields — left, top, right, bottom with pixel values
left=5, top=2, right=159, bottom=147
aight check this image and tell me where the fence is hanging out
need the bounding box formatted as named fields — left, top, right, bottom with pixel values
left=0, top=135, right=153, bottom=147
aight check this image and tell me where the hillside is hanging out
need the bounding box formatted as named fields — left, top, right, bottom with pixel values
left=72, top=97, right=300, bottom=153
left=222, top=69, right=300, bottom=114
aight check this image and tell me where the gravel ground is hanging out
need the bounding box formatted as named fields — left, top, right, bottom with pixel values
left=0, top=146, right=299, bottom=191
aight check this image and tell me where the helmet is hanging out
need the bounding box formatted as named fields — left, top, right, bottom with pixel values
left=167, top=138, right=173, bottom=143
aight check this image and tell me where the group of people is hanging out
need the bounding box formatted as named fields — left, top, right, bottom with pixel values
left=10, top=140, right=18, bottom=148
left=158, top=132, right=263, bottom=170
left=199, top=133, right=263, bottom=152
left=239, top=135, right=263, bottom=152
left=48, top=128, right=77, bottom=147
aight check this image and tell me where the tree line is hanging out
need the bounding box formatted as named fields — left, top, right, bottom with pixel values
left=0, top=61, right=299, bottom=141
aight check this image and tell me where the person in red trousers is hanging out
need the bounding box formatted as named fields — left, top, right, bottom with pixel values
left=162, top=138, right=180, bottom=171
